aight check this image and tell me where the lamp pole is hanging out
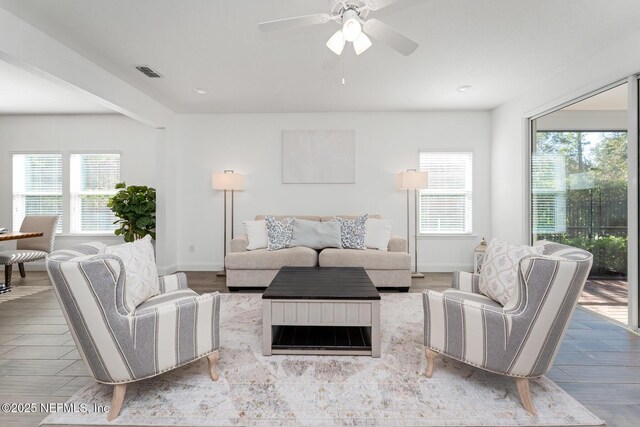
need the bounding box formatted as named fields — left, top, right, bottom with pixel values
left=398, top=168, right=428, bottom=279
left=212, top=169, right=243, bottom=278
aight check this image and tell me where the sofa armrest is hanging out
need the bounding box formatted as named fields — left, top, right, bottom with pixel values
left=158, top=272, right=189, bottom=293
left=230, top=235, right=249, bottom=252
left=388, top=235, right=407, bottom=252
left=451, top=271, right=481, bottom=293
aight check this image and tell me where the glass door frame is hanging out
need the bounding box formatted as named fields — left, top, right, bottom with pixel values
left=525, top=77, right=639, bottom=332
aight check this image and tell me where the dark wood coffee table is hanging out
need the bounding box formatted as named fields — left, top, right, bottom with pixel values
left=262, top=267, right=381, bottom=357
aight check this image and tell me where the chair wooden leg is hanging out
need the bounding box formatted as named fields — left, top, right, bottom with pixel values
left=424, top=348, right=437, bottom=378
left=18, top=263, right=26, bottom=278
left=206, top=351, right=220, bottom=381
left=516, top=378, right=537, bottom=415
left=107, top=383, right=127, bottom=421
left=4, top=265, right=12, bottom=287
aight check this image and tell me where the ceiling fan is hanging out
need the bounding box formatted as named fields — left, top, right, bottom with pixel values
left=257, top=0, right=422, bottom=56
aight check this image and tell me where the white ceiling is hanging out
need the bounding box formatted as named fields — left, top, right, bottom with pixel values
left=0, top=60, right=113, bottom=114
left=1, top=0, right=639, bottom=113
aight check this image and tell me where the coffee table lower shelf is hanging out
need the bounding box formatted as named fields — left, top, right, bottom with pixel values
left=262, top=299, right=381, bottom=357
left=271, top=325, right=372, bottom=356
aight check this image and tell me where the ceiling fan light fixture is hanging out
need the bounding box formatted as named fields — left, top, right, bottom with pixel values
left=326, top=30, right=345, bottom=55
left=353, top=32, right=372, bottom=55
left=342, top=9, right=362, bottom=42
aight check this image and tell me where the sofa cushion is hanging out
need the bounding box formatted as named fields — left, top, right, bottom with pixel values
left=319, top=248, right=410, bottom=270
left=226, top=247, right=318, bottom=270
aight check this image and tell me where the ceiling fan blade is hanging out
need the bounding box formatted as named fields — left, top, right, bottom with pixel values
left=363, top=19, right=418, bottom=56
left=365, top=0, right=405, bottom=11
left=257, top=13, right=333, bottom=32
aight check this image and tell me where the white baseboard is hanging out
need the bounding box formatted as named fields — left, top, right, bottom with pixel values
left=176, top=262, right=224, bottom=272
left=418, top=263, right=473, bottom=273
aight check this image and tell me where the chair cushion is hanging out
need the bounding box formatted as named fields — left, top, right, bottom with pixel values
left=319, top=248, right=410, bottom=270
left=0, top=250, right=48, bottom=265
left=225, top=247, right=317, bottom=270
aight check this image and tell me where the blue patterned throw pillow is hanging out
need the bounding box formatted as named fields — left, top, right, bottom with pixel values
left=265, top=215, right=294, bottom=251
left=334, top=214, right=368, bottom=250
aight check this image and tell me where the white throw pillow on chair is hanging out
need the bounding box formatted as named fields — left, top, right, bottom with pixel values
left=479, top=238, right=544, bottom=306
left=105, top=235, right=160, bottom=310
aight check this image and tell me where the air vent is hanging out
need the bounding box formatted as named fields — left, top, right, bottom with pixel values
left=135, top=66, right=163, bottom=78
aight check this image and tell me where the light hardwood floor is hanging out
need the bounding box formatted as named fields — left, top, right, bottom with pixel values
left=0, top=271, right=638, bottom=426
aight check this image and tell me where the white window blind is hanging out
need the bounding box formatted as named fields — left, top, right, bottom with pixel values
left=70, top=153, right=120, bottom=233
left=12, top=154, right=63, bottom=232
left=531, top=154, right=567, bottom=233
left=419, top=152, right=473, bottom=234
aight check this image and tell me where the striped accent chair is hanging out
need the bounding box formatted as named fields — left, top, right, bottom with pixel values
left=46, top=243, right=221, bottom=421
left=0, top=215, right=59, bottom=287
left=423, top=242, right=593, bottom=415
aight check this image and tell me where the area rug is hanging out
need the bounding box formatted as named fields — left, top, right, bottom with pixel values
left=0, top=285, right=50, bottom=303
left=42, top=293, right=603, bottom=426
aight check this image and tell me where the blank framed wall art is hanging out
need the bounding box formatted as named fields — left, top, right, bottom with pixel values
left=282, top=130, right=356, bottom=184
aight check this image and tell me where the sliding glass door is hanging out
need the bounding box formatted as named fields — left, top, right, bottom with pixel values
left=530, top=84, right=631, bottom=325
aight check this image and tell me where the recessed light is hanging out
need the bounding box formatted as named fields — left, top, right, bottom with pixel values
left=193, top=87, right=207, bottom=95
left=457, top=85, right=472, bottom=92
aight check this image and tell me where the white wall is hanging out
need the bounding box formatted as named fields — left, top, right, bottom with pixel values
left=491, top=30, right=640, bottom=244
left=0, top=114, right=163, bottom=267
left=174, top=111, right=491, bottom=272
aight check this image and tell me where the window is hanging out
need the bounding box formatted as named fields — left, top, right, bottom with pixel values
left=419, top=152, right=473, bottom=234
left=12, top=153, right=63, bottom=232
left=70, top=153, right=120, bottom=233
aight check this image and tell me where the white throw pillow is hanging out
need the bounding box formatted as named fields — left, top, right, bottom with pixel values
left=244, top=220, right=268, bottom=250
left=365, top=219, right=392, bottom=251
left=105, top=235, right=160, bottom=310
left=479, top=239, right=545, bottom=306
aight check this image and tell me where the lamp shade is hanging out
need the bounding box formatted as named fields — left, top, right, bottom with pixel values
left=397, top=170, right=428, bottom=190
left=212, top=171, right=244, bottom=191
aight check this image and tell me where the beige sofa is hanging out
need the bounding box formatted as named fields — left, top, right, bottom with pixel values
left=226, top=215, right=411, bottom=291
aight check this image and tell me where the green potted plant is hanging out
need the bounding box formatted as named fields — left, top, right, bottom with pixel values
left=108, top=182, right=156, bottom=242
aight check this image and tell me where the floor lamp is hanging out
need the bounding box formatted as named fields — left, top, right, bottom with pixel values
left=397, top=169, right=428, bottom=278
left=212, top=170, right=244, bottom=277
